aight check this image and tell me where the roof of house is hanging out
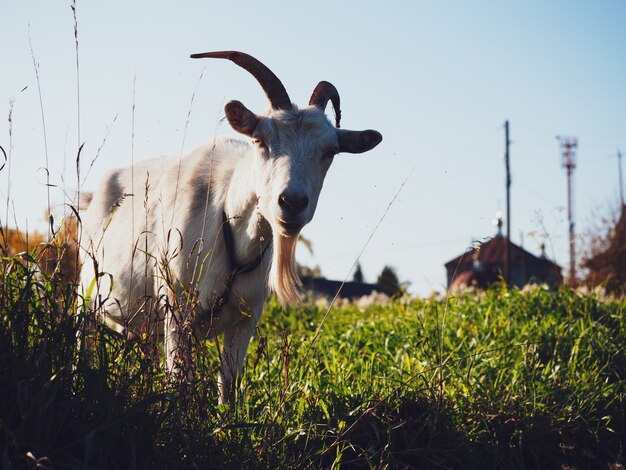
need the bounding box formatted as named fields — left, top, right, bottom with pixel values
left=444, top=235, right=561, bottom=270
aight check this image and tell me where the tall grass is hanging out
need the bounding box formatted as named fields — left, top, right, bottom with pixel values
left=0, top=252, right=623, bottom=469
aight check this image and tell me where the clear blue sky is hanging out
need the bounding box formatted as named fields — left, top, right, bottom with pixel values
left=2, top=1, right=625, bottom=295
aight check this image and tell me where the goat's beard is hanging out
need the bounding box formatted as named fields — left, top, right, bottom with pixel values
left=269, top=232, right=302, bottom=304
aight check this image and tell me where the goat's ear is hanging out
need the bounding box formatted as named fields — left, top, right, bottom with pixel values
left=337, top=129, right=383, bottom=154
left=224, top=100, right=259, bottom=137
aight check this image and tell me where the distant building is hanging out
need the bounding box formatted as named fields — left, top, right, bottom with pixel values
left=444, top=234, right=563, bottom=291
left=300, top=276, right=383, bottom=300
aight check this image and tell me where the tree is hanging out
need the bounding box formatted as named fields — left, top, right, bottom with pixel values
left=1, top=214, right=80, bottom=289
left=581, top=204, right=626, bottom=294
left=353, top=262, right=364, bottom=283
left=376, top=265, right=404, bottom=297
left=1, top=226, right=45, bottom=256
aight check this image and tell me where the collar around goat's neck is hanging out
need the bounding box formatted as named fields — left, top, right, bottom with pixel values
left=221, top=210, right=272, bottom=278
left=199, top=211, right=272, bottom=323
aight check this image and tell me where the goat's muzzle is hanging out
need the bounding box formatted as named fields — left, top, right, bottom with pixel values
left=278, top=192, right=309, bottom=216
left=277, top=192, right=309, bottom=235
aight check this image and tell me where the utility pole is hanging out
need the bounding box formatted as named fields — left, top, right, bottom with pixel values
left=504, top=120, right=511, bottom=285
left=559, top=137, right=578, bottom=286
left=617, top=150, right=624, bottom=206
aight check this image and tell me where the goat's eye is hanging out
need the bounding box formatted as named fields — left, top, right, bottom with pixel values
left=252, top=138, right=266, bottom=149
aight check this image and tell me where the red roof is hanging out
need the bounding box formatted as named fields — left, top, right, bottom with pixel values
left=444, top=236, right=560, bottom=270
left=448, top=269, right=501, bottom=290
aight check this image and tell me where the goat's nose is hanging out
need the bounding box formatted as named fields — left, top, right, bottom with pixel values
left=279, top=192, right=309, bottom=216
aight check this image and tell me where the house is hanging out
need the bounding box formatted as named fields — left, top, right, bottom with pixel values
left=444, top=233, right=563, bottom=291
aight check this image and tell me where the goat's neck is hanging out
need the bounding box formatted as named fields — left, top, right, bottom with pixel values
left=223, top=162, right=272, bottom=265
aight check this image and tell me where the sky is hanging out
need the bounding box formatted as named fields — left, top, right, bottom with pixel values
left=1, top=1, right=625, bottom=296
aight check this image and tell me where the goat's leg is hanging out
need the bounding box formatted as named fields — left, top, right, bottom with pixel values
left=77, top=309, right=97, bottom=368
left=76, top=290, right=101, bottom=368
left=164, top=309, right=192, bottom=378
left=218, top=316, right=257, bottom=405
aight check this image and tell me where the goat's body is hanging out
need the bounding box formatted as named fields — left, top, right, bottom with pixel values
left=81, top=138, right=271, bottom=398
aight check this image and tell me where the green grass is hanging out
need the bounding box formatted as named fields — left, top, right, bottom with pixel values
left=1, top=254, right=624, bottom=469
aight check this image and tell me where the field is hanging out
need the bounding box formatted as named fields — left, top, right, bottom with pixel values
left=1, top=254, right=624, bottom=469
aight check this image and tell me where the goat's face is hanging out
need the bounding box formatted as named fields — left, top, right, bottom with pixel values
left=226, top=102, right=382, bottom=237
left=248, top=108, right=338, bottom=236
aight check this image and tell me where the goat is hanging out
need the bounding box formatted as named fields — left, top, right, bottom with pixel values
left=78, top=51, right=382, bottom=403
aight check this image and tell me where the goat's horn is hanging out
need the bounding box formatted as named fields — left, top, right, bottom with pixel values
left=191, top=51, right=292, bottom=111
left=309, top=81, right=341, bottom=128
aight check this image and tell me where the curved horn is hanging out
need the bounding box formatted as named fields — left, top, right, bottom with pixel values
left=309, top=81, right=341, bottom=128
left=190, top=51, right=291, bottom=111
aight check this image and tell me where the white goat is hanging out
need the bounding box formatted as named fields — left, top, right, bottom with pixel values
left=79, top=51, right=382, bottom=403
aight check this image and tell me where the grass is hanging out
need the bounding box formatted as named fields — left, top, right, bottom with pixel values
left=1, top=252, right=624, bottom=469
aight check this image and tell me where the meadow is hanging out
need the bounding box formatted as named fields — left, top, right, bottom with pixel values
left=1, top=251, right=624, bottom=469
